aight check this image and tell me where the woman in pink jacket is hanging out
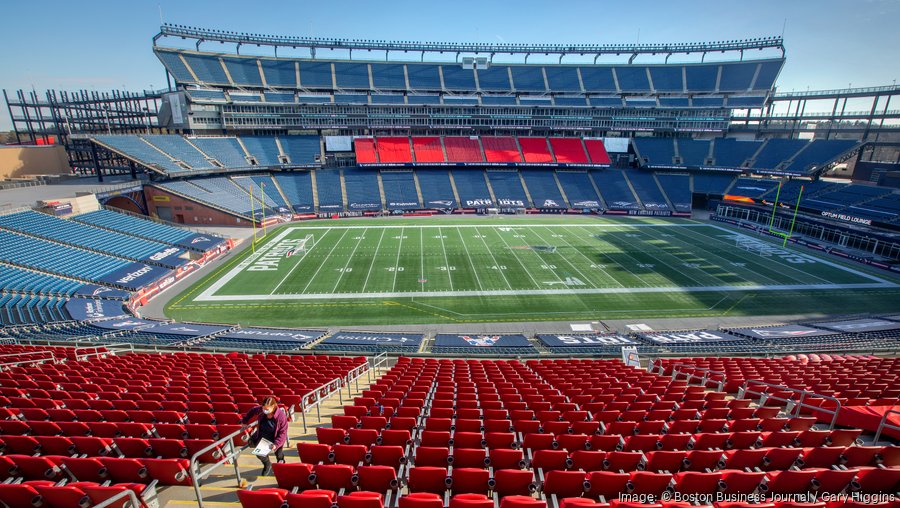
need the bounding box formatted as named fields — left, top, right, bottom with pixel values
left=241, top=396, right=289, bottom=476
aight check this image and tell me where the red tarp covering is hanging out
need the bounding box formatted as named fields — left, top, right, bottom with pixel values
left=585, top=139, right=611, bottom=164
left=518, top=137, right=554, bottom=163
left=375, top=137, right=413, bottom=163
left=482, top=136, right=523, bottom=162
left=411, top=137, right=446, bottom=163
left=549, top=138, right=589, bottom=163
left=444, top=136, right=484, bottom=162
left=834, top=405, right=900, bottom=440
left=354, top=137, right=378, bottom=163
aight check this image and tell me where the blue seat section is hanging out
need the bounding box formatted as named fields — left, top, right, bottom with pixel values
left=343, top=168, right=383, bottom=211
left=753, top=60, right=784, bottom=90
left=407, top=95, right=441, bottom=105
left=649, top=66, right=684, bottom=92
left=94, top=136, right=183, bottom=174
left=510, top=66, right=546, bottom=92
left=556, top=171, right=603, bottom=209
left=222, top=57, right=262, bottom=86
left=314, top=170, right=344, bottom=211
left=519, top=98, right=552, bottom=106
left=334, top=94, right=369, bottom=104
left=372, top=95, right=406, bottom=104
left=371, top=63, right=407, bottom=89
left=805, top=184, right=893, bottom=214
left=0, top=264, right=84, bottom=297
left=625, top=98, right=657, bottom=108
left=73, top=209, right=209, bottom=251
left=452, top=170, right=493, bottom=208
left=626, top=171, right=668, bottom=210
left=655, top=173, right=692, bottom=213
left=692, top=173, right=736, bottom=195
left=713, top=138, right=762, bottom=168
left=783, top=139, right=857, bottom=174
left=118, top=322, right=229, bottom=346
left=241, top=136, right=282, bottom=166
left=280, top=135, right=320, bottom=165
left=315, top=332, right=423, bottom=353
left=202, top=328, right=324, bottom=351
left=155, top=50, right=195, bottom=83
left=0, top=211, right=180, bottom=267
left=536, top=334, right=638, bottom=355
left=406, top=64, right=442, bottom=89
left=848, top=195, right=900, bottom=222
left=273, top=172, right=315, bottom=213
left=545, top=67, right=582, bottom=92
left=0, top=294, right=71, bottom=326
left=232, top=175, right=289, bottom=211
left=482, top=96, right=518, bottom=106
left=180, top=53, right=229, bottom=84
left=380, top=171, right=421, bottom=210
left=486, top=171, right=530, bottom=207
left=579, top=67, right=617, bottom=92
left=521, top=170, right=566, bottom=209
left=160, top=179, right=270, bottom=218
left=230, top=93, right=261, bottom=103
left=659, top=97, right=690, bottom=108
left=440, top=66, right=476, bottom=90
left=693, top=97, right=725, bottom=108
left=0, top=230, right=129, bottom=282
left=142, top=135, right=215, bottom=170
left=299, top=61, right=333, bottom=88
left=634, top=138, right=675, bottom=166
left=186, top=89, right=227, bottom=101
left=685, top=64, right=718, bottom=92
left=590, top=97, right=623, bottom=107
left=591, top=170, right=640, bottom=210
left=261, top=59, right=297, bottom=87
left=443, top=96, right=479, bottom=105
left=554, top=97, right=588, bottom=107
left=416, top=170, right=458, bottom=209
left=729, top=177, right=779, bottom=198
left=432, top=334, right=538, bottom=355
left=333, top=62, right=371, bottom=89
left=264, top=92, right=295, bottom=103
left=615, top=67, right=651, bottom=92
left=718, top=62, right=757, bottom=92
left=751, top=139, right=808, bottom=170
left=189, top=137, right=250, bottom=168
left=297, top=95, right=332, bottom=104
left=677, top=139, right=711, bottom=167
left=727, top=96, right=766, bottom=108
left=477, top=66, right=511, bottom=91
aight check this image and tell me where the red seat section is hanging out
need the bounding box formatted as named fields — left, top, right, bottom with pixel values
left=584, top=139, right=611, bottom=164
left=355, top=137, right=378, bottom=163
left=482, top=136, right=523, bottom=163
left=412, top=137, right=446, bottom=163
left=518, top=137, right=555, bottom=163
left=549, top=138, right=589, bottom=164
left=375, top=137, right=413, bottom=163
left=444, top=137, right=484, bottom=162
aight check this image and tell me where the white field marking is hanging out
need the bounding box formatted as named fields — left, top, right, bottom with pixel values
left=193, top=282, right=895, bottom=302
left=611, top=227, right=720, bottom=288
left=573, top=225, right=656, bottom=286
left=263, top=223, right=710, bottom=230
left=361, top=228, right=387, bottom=293
left=543, top=226, right=623, bottom=288
left=475, top=227, right=514, bottom=290
left=438, top=227, right=454, bottom=290
left=491, top=225, right=543, bottom=289
left=200, top=227, right=295, bottom=300
left=707, top=224, right=893, bottom=284
left=530, top=226, right=606, bottom=288
left=268, top=230, right=330, bottom=295
left=455, top=226, right=485, bottom=291
left=330, top=231, right=367, bottom=292
left=419, top=229, right=425, bottom=291
left=299, top=228, right=350, bottom=294
left=391, top=227, right=404, bottom=291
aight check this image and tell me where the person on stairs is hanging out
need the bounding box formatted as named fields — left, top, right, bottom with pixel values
left=242, top=396, right=289, bottom=476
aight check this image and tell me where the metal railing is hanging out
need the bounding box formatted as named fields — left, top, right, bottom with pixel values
left=0, top=350, right=56, bottom=370
left=738, top=379, right=842, bottom=430
left=73, top=343, right=134, bottom=361
left=873, top=409, right=900, bottom=444
left=345, top=362, right=371, bottom=398
left=372, top=352, right=390, bottom=378
left=299, top=377, right=344, bottom=433
left=93, top=488, right=143, bottom=508
left=669, top=364, right=727, bottom=392
left=190, top=422, right=256, bottom=508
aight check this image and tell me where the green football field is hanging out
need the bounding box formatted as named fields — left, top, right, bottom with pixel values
left=165, top=216, right=900, bottom=327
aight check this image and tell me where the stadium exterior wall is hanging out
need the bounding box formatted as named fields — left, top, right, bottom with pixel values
left=0, top=145, right=71, bottom=179
left=144, top=185, right=253, bottom=227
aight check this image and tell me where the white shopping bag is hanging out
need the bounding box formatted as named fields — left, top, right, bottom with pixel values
left=252, top=438, right=274, bottom=456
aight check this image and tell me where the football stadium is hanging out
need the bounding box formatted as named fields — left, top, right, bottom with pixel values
left=0, top=3, right=898, bottom=507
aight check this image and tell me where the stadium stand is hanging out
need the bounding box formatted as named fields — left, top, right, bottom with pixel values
left=548, top=139, right=588, bottom=164
left=189, top=137, right=251, bottom=168
left=355, top=138, right=378, bottom=164
left=520, top=171, right=566, bottom=209
left=315, top=170, right=346, bottom=211
left=750, top=139, right=809, bottom=171
left=518, top=138, right=555, bottom=163
left=315, top=332, right=423, bottom=353
left=591, top=170, right=640, bottom=210
left=93, top=135, right=185, bottom=174
left=73, top=209, right=223, bottom=251
left=486, top=172, right=531, bottom=208
left=343, top=168, right=383, bottom=211
left=676, top=139, right=711, bottom=167
left=376, top=138, right=413, bottom=164
left=782, top=139, right=858, bottom=173
left=240, top=136, right=283, bottom=166
left=692, top=172, right=737, bottom=195
left=380, top=172, right=421, bottom=210
left=411, top=137, right=446, bottom=163
left=555, top=172, right=603, bottom=209
left=416, top=170, right=458, bottom=209
left=280, top=136, right=321, bottom=165
left=727, top=177, right=780, bottom=198
left=142, top=135, right=216, bottom=170
left=432, top=334, right=538, bottom=355
left=655, top=173, right=692, bottom=213
left=583, top=139, right=611, bottom=165
left=451, top=171, right=494, bottom=208
left=633, top=138, right=676, bottom=167
left=712, top=138, right=762, bottom=168
left=444, top=137, right=484, bottom=163
left=624, top=171, right=669, bottom=211
left=482, top=137, right=523, bottom=163
left=273, top=172, right=316, bottom=213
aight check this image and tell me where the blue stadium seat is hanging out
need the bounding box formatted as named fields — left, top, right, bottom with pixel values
left=280, top=136, right=321, bottom=165
left=520, top=171, right=566, bottom=209
left=712, top=138, right=762, bottom=168
left=692, top=173, right=736, bottom=195
left=655, top=174, right=692, bottom=213
left=381, top=171, right=421, bottom=210
left=591, top=170, right=640, bottom=210
left=315, top=170, right=345, bottom=211
left=73, top=209, right=220, bottom=251
left=677, top=139, right=711, bottom=167
left=634, top=138, right=676, bottom=167
left=142, top=135, right=216, bottom=170
left=189, top=137, right=251, bottom=168
left=180, top=53, right=229, bottom=84
left=556, top=172, right=603, bottom=209
left=343, top=168, right=383, bottom=211
left=452, top=170, right=493, bottom=208
left=416, top=170, right=458, bottom=209
left=486, top=171, right=530, bottom=208
left=625, top=171, right=669, bottom=211
left=241, top=136, right=283, bottom=166
left=222, top=57, right=263, bottom=86
left=261, top=59, right=298, bottom=87
left=274, top=172, right=316, bottom=213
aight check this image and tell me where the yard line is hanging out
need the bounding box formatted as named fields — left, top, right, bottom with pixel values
left=574, top=225, right=658, bottom=286
left=391, top=227, right=404, bottom=291
left=362, top=228, right=387, bottom=292
left=512, top=227, right=568, bottom=286
left=542, top=226, right=625, bottom=288
left=299, top=228, right=350, bottom=294
left=455, top=226, right=485, bottom=291
left=438, top=227, right=454, bottom=290
left=491, top=226, right=544, bottom=289
left=331, top=230, right=368, bottom=292
left=475, top=227, right=513, bottom=290
left=270, top=229, right=331, bottom=294
left=530, top=226, right=612, bottom=288
left=606, top=227, right=715, bottom=288
left=419, top=228, right=425, bottom=291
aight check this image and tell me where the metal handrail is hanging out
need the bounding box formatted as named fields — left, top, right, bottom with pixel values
left=738, top=379, right=843, bottom=430
left=73, top=343, right=135, bottom=361
left=670, top=364, right=727, bottom=392
left=873, top=409, right=900, bottom=444
left=93, top=488, right=142, bottom=508
left=372, top=352, right=390, bottom=378
left=299, top=377, right=344, bottom=433
left=0, top=350, right=56, bottom=370
left=190, top=421, right=257, bottom=508
left=345, top=362, right=371, bottom=397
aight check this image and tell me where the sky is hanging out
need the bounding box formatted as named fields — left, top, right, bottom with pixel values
left=1, top=0, right=899, bottom=131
